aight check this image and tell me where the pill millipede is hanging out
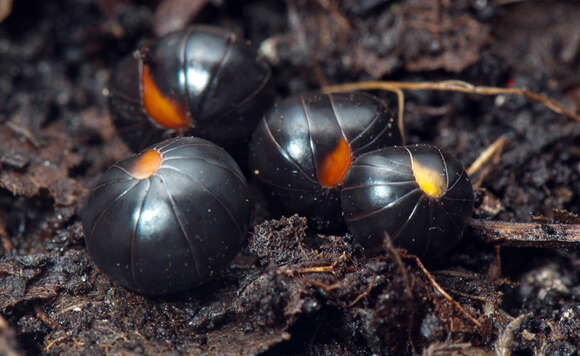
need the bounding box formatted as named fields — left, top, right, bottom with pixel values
left=85, top=25, right=475, bottom=295
left=82, top=137, right=250, bottom=295
left=107, top=25, right=273, bottom=152
left=249, top=91, right=403, bottom=231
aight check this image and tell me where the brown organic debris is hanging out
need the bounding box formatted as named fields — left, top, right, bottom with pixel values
left=0, top=122, right=83, bottom=206
left=470, top=219, right=580, bottom=247
left=0, top=0, right=12, bottom=23
left=153, top=0, right=209, bottom=37
left=401, top=2, right=490, bottom=72
left=404, top=253, right=482, bottom=329
left=3, top=1, right=580, bottom=354
left=467, top=135, right=509, bottom=188
left=323, top=80, right=580, bottom=124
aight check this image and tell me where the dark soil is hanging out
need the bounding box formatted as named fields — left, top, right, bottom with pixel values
left=1, top=0, right=580, bottom=355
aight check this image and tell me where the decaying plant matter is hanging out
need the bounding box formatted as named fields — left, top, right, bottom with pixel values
left=1, top=0, right=580, bottom=355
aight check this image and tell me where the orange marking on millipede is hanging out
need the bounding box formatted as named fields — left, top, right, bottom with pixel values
left=142, top=65, right=190, bottom=129
left=130, top=149, right=162, bottom=179
left=318, top=138, right=352, bottom=188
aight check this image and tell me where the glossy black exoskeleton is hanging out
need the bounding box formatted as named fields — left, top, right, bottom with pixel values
left=108, top=26, right=272, bottom=151
left=249, top=92, right=403, bottom=231
left=81, top=137, right=249, bottom=295
left=341, top=144, right=473, bottom=261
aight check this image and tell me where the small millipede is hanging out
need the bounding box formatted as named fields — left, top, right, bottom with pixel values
left=341, top=144, right=474, bottom=260
left=107, top=25, right=272, bottom=151
left=81, top=137, right=249, bottom=295
left=249, top=91, right=403, bottom=231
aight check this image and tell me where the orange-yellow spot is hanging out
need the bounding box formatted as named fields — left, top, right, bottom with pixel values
left=130, top=149, right=162, bottom=179
left=318, top=138, right=352, bottom=188
left=142, top=65, right=190, bottom=129
left=411, top=159, right=446, bottom=198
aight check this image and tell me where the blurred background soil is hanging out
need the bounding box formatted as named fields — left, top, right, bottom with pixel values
left=0, top=0, right=579, bottom=355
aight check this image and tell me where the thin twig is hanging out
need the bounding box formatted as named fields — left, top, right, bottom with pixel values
left=45, top=336, right=69, bottom=352
left=403, top=253, right=482, bottom=328
left=348, top=274, right=377, bottom=307
left=281, top=252, right=347, bottom=277
left=469, top=219, right=580, bottom=247
left=322, top=80, right=580, bottom=123
left=394, top=88, right=406, bottom=144
left=303, top=278, right=343, bottom=292
left=466, top=135, right=509, bottom=181
left=446, top=288, right=490, bottom=303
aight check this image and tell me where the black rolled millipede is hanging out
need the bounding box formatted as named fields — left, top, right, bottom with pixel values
left=107, top=25, right=273, bottom=151
left=93, top=21, right=476, bottom=293
left=81, top=137, right=249, bottom=295
left=341, top=144, right=474, bottom=261
left=249, top=91, right=403, bottom=231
